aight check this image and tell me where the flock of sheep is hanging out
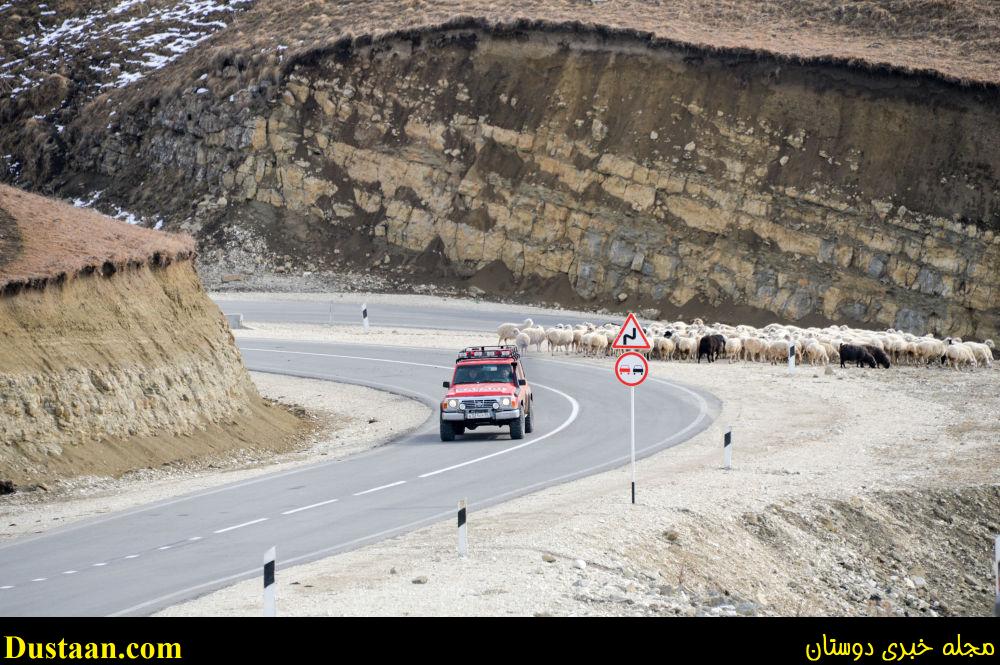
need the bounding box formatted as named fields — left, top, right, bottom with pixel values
left=497, top=318, right=997, bottom=370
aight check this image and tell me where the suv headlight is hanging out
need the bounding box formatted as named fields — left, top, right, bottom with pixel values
left=447, top=399, right=458, bottom=409
left=501, top=397, right=511, bottom=407
left=492, top=401, right=500, bottom=410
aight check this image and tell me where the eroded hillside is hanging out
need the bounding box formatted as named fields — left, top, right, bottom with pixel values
left=0, top=185, right=305, bottom=485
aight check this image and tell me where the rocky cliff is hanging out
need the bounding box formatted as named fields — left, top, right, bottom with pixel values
left=0, top=186, right=303, bottom=485
left=17, top=26, right=1000, bottom=337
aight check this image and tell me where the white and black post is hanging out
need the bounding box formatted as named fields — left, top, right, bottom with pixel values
left=787, top=340, right=796, bottom=375
left=993, top=535, right=999, bottom=617
left=362, top=303, right=369, bottom=333
left=263, top=546, right=276, bottom=617
left=458, top=499, right=468, bottom=558
left=723, top=426, right=733, bottom=470
left=630, top=386, right=636, bottom=505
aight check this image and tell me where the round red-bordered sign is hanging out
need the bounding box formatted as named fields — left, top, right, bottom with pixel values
left=614, top=352, right=649, bottom=387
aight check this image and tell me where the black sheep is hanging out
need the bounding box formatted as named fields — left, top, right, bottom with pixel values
left=865, top=345, right=891, bottom=369
left=839, top=343, right=876, bottom=368
left=698, top=334, right=726, bottom=363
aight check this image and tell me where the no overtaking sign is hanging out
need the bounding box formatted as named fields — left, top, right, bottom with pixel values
left=614, top=352, right=648, bottom=387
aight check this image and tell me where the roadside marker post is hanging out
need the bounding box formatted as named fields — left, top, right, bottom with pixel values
left=362, top=303, right=369, bottom=333
left=787, top=340, right=796, bottom=375
left=723, top=427, right=733, bottom=470
left=458, top=499, right=468, bottom=558
left=612, top=314, right=651, bottom=506
left=263, top=546, right=276, bottom=617
left=994, top=535, right=999, bottom=617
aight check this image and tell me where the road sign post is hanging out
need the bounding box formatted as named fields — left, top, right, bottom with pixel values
left=612, top=314, right=651, bottom=506
left=630, top=385, right=635, bottom=504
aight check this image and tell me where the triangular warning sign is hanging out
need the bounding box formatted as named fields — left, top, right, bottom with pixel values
left=611, top=312, right=651, bottom=350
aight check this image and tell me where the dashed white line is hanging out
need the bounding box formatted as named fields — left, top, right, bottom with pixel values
left=92, top=563, right=106, bottom=567
left=31, top=578, right=46, bottom=582
left=157, top=546, right=172, bottom=551
left=282, top=498, right=339, bottom=515
left=353, top=481, right=405, bottom=496
left=214, top=517, right=268, bottom=534
left=124, top=554, right=139, bottom=559
left=1, top=585, right=15, bottom=589
left=62, top=570, right=77, bottom=575
left=188, top=536, right=202, bottom=542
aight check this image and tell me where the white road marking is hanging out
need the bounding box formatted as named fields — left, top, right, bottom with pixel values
left=188, top=536, right=202, bottom=542
left=92, top=563, right=107, bottom=567
left=239, top=348, right=583, bottom=479
left=419, top=382, right=580, bottom=478
left=31, top=578, right=46, bottom=582
left=213, top=518, right=268, bottom=534
left=124, top=554, right=139, bottom=559
left=158, top=546, right=171, bottom=550
left=281, top=498, right=339, bottom=515
left=0, top=585, right=13, bottom=589
left=62, top=570, right=77, bottom=575
left=353, top=481, right=405, bottom=496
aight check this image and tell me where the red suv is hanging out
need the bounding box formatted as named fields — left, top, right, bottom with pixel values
left=440, top=346, right=534, bottom=441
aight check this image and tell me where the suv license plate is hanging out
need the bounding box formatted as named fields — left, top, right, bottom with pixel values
left=466, top=410, right=490, bottom=420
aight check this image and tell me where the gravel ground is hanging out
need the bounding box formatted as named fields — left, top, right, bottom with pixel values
left=157, top=339, right=1000, bottom=617
left=0, top=373, right=429, bottom=542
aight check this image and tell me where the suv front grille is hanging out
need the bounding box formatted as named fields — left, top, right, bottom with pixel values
left=461, top=399, right=494, bottom=409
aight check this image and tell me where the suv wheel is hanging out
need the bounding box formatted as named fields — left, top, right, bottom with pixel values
left=440, top=419, right=456, bottom=442
left=524, top=403, right=534, bottom=434
left=509, top=410, right=525, bottom=440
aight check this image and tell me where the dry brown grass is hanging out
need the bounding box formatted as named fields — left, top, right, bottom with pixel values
left=0, top=185, right=194, bottom=292
left=123, top=0, right=1000, bottom=98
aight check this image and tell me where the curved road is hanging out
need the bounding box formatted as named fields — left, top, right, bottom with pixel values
left=0, top=302, right=719, bottom=616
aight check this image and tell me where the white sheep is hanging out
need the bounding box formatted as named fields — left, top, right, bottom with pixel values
left=498, top=319, right=533, bottom=345
left=514, top=330, right=530, bottom=355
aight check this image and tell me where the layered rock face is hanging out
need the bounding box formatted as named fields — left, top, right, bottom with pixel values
left=0, top=259, right=287, bottom=482
left=0, top=185, right=303, bottom=483
left=94, top=29, right=1000, bottom=337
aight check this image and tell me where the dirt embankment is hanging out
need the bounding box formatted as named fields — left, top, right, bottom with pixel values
left=0, top=187, right=306, bottom=486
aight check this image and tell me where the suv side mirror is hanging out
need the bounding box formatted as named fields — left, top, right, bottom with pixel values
left=442, top=381, right=450, bottom=388
left=518, top=379, right=526, bottom=386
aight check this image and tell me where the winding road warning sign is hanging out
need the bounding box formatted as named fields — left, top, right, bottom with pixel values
left=611, top=312, right=651, bottom=351
left=614, top=352, right=649, bottom=387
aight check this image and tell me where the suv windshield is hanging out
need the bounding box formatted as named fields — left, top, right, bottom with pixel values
left=453, top=363, right=515, bottom=385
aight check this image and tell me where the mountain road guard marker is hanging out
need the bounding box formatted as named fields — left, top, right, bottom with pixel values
left=611, top=312, right=651, bottom=351
left=614, top=351, right=649, bottom=505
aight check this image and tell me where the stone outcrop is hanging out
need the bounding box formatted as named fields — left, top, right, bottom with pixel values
left=70, top=29, right=1000, bottom=337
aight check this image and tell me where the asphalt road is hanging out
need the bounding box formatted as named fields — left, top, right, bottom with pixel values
left=214, top=297, right=623, bottom=332
left=0, top=306, right=718, bottom=616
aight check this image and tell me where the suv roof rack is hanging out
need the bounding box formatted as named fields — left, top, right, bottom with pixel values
left=456, top=345, right=520, bottom=362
